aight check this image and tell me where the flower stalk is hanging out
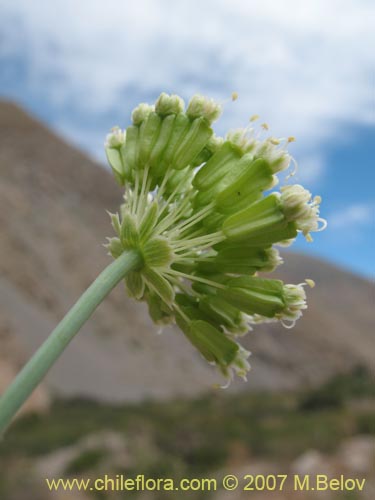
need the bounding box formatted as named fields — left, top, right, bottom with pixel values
left=0, top=249, right=142, bottom=434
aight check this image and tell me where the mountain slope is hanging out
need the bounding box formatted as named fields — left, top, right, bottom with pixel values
left=0, top=101, right=373, bottom=401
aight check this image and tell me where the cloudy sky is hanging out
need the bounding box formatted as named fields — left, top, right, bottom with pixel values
left=0, top=0, right=374, bottom=277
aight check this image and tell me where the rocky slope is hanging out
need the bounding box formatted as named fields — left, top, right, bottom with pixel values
left=0, top=100, right=373, bottom=402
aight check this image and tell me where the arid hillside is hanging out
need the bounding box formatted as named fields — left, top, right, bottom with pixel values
left=0, top=101, right=373, bottom=402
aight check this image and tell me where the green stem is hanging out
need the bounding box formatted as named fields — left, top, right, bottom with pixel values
left=0, top=249, right=142, bottom=434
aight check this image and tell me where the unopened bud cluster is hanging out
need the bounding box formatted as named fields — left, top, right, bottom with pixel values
left=105, top=93, right=326, bottom=383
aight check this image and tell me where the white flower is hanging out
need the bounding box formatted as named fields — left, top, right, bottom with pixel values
left=220, top=346, right=251, bottom=385
left=280, top=185, right=327, bottom=240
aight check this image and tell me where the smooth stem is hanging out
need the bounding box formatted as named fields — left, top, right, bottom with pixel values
left=0, top=249, right=142, bottom=434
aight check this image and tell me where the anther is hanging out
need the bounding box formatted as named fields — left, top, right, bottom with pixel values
left=270, top=137, right=281, bottom=145
left=305, top=279, right=316, bottom=288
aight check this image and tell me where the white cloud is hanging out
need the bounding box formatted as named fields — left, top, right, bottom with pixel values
left=329, top=203, right=374, bottom=229
left=291, top=154, right=326, bottom=186
left=0, top=0, right=374, bottom=179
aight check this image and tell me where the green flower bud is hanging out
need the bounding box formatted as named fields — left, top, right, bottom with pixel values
left=131, top=103, right=154, bottom=125
left=190, top=135, right=225, bottom=168
left=193, top=142, right=242, bottom=192
left=198, top=295, right=248, bottom=334
left=164, top=167, right=194, bottom=197
left=172, top=117, right=213, bottom=170
left=206, top=134, right=225, bottom=153
left=200, top=211, right=226, bottom=232
left=137, top=112, right=162, bottom=167
left=186, top=94, right=222, bottom=123
left=105, top=237, right=123, bottom=258
left=176, top=317, right=246, bottom=379
left=218, top=276, right=285, bottom=318
left=197, top=246, right=282, bottom=275
left=215, top=158, right=274, bottom=214
left=217, top=223, right=297, bottom=248
left=139, top=201, right=158, bottom=241
left=143, top=267, right=174, bottom=307
left=105, top=127, right=127, bottom=184
left=155, top=92, right=185, bottom=116
left=159, top=113, right=191, bottom=168
left=222, top=194, right=286, bottom=242
left=105, top=126, right=126, bottom=149
left=146, top=291, right=174, bottom=325
left=193, top=152, right=255, bottom=209
left=123, top=125, right=139, bottom=174
left=120, top=213, right=139, bottom=248
left=125, top=271, right=145, bottom=300
left=148, top=114, right=177, bottom=172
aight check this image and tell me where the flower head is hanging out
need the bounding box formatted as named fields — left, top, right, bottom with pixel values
left=105, top=93, right=327, bottom=384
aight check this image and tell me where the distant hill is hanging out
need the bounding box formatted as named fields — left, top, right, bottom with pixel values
left=0, top=101, right=373, bottom=402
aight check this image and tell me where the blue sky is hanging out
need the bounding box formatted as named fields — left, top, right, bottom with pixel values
left=0, top=0, right=374, bottom=278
